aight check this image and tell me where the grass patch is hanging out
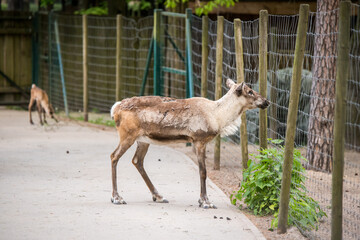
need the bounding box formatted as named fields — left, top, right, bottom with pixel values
left=6, top=106, right=25, bottom=111
left=89, top=117, right=115, bottom=127
left=69, top=115, right=115, bottom=127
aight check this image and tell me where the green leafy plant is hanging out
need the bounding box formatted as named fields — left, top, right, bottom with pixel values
left=230, top=139, right=327, bottom=231
left=40, top=0, right=54, bottom=8
left=75, top=1, right=108, bottom=16
left=127, top=0, right=152, bottom=13
left=164, top=0, right=238, bottom=16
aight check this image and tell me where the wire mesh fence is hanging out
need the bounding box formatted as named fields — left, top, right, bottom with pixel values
left=191, top=15, right=202, bottom=97
left=120, top=16, right=154, bottom=99
left=37, top=5, right=360, bottom=239
left=39, top=13, right=154, bottom=115
left=161, top=13, right=187, bottom=98
left=87, top=16, right=116, bottom=113
left=55, top=14, right=83, bottom=112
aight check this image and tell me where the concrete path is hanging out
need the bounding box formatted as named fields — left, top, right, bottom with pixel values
left=0, top=108, right=265, bottom=240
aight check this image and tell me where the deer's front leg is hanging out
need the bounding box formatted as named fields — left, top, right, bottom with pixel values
left=195, top=142, right=216, bottom=209
left=110, top=141, right=133, bottom=205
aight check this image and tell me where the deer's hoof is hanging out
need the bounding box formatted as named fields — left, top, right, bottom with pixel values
left=111, top=197, right=126, bottom=205
left=152, top=195, right=169, bottom=203
left=30, top=121, right=34, bottom=125
left=198, top=199, right=217, bottom=209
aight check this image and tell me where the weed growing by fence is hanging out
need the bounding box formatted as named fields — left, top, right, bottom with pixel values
left=70, top=115, right=115, bottom=127
left=231, top=139, right=327, bottom=232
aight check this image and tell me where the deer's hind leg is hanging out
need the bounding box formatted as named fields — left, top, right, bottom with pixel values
left=111, top=139, right=135, bottom=205
left=43, top=108, right=47, bottom=124
left=36, top=101, right=43, bottom=125
left=132, top=141, right=168, bottom=203
left=28, top=98, right=35, bottom=125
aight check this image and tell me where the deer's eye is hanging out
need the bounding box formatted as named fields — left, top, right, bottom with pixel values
left=248, top=90, right=254, bottom=96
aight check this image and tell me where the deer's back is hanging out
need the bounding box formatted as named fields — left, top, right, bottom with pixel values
left=113, top=96, right=217, bottom=143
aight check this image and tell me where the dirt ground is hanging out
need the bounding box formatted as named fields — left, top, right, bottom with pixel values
left=169, top=142, right=308, bottom=240
left=170, top=139, right=360, bottom=240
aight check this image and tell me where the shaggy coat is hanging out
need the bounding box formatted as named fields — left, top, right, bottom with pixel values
left=110, top=79, right=269, bottom=208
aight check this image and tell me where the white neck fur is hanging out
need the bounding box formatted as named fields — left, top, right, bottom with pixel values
left=214, top=88, right=246, bottom=137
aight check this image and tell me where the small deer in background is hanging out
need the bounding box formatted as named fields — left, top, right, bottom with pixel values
left=29, top=84, right=58, bottom=125
left=110, top=78, right=270, bottom=209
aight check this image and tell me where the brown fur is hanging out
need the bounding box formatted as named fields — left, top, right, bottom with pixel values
left=110, top=79, right=269, bottom=208
left=28, top=84, right=58, bottom=125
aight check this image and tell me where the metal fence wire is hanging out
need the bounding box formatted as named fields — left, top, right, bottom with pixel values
left=37, top=5, right=360, bottom=239
left=161, top=13, right=187, bottom=98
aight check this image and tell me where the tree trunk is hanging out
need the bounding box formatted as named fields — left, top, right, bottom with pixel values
left=306, top=0, right=339, bottom=172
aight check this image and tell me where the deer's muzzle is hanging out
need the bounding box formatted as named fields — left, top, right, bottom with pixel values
left=259, top=99, right=270, bottom=109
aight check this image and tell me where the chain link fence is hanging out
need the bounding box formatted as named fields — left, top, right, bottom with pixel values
left=37, top=5, right=360, bottom=239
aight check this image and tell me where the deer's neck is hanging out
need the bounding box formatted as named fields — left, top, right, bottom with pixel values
left=214, top=91, right=245, bottom=135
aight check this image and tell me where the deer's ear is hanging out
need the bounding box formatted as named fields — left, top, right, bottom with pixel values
left=226, top=78, right=235, bottom=89
left=235, top=82, right=244, bottom=96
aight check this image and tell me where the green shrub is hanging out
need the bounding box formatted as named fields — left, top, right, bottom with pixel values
left=74, top=2, right=108, bottom=16
left=230, top=139, right=327, bottom=231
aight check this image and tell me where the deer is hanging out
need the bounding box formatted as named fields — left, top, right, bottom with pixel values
left=110, top=78, right=270, bottom=209
left=28, top=84, right=58, bottom=125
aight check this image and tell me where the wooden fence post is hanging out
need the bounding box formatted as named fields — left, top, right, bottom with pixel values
left=259, top=10, right=268, bottom=150
left=331, top=1, right=351, bottom=239
left=116, top=14, right=122, bottom=101
left=214, top=15, right=224, bottom=170
left=269, top=27, right=278, bottom=140
left=201, top=16, right=208, bottom=98
left=234, top=18, right=249, bottom=170
left=82, top=14, right=88, bottom=122
left=277, top=4, right=309, bottom=234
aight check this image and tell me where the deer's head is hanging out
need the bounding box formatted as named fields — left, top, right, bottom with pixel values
left=226, top=79, right=270, bottom=110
